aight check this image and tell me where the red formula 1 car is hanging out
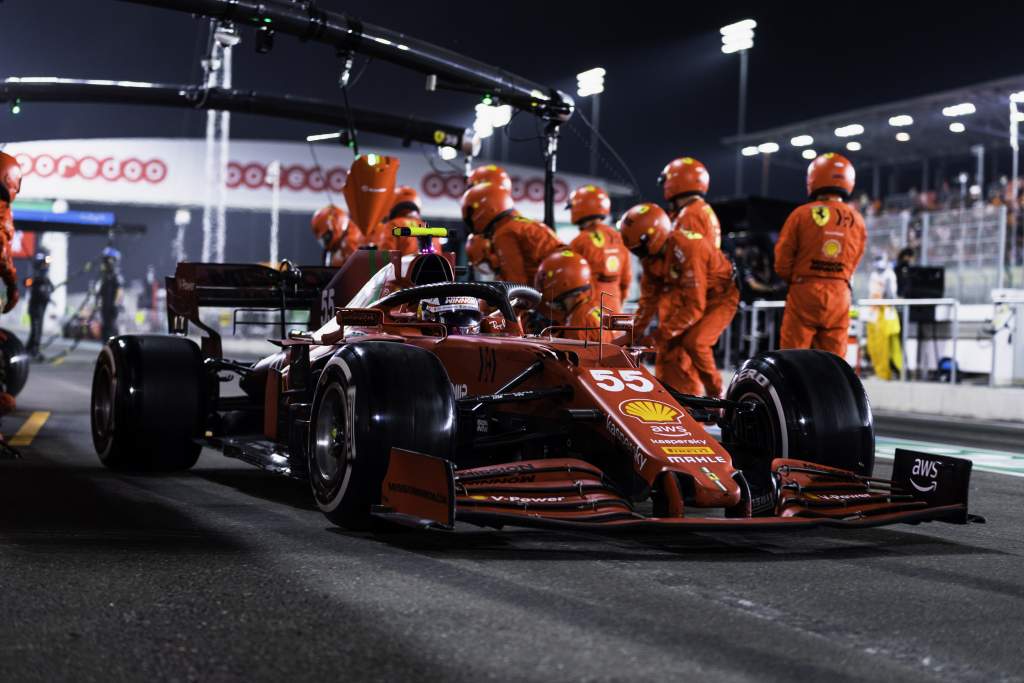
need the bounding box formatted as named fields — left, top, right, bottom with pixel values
left=90, top=248, right=978, bottom=533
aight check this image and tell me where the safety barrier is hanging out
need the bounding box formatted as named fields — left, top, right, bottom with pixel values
left=726, top=298, right=964, bottom=384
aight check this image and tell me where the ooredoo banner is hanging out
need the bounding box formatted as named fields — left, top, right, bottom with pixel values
left=5, top=138, right=624, bottom=222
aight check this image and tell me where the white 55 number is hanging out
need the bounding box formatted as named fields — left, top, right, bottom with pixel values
left=321, top=289, right=336, bottom=326
left=588, top=369, right=654, bottom=392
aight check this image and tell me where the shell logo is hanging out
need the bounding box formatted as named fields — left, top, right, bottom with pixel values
left=822, top=239, right=842, bottom=258
left=619, top=399, right=682, bottom=424
left=605, top=254, right=621, bottom=273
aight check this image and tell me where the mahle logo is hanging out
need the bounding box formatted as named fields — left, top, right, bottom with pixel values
left=619, top=399, right=681, bottom=425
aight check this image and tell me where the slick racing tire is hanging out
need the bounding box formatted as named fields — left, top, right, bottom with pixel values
left=308, top=341, right=456, bottom=529
left=0, top=328, right=29, bottom=397
left=91, top=335, right=206, bottom=472
left=725, top=349, right=874, bottom=476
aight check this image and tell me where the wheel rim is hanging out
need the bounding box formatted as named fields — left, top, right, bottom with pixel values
left=313, top=384, right=348, bottom=488
left=737, top=392, right=779, bottom=460
left=92, top=360, right=115, bottom=447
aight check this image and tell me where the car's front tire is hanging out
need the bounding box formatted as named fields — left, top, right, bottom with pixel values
left=308, top=341, right=457, bottom=529
left=724, top=349, right=874, bottom=476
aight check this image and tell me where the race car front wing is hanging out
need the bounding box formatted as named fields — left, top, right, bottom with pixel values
left=371, top=448, right=980, bottom=532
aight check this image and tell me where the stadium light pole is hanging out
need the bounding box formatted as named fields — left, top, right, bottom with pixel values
left=576, top=68, right=606, bottom=177
left=721, top=19, right=755, bottom=197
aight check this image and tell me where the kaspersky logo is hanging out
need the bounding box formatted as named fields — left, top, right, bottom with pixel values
left=619, top=399, right=682, bottom=425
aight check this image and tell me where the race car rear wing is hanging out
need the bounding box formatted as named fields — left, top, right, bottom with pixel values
left=166, top=262, right=336, bottom=359
left=371, top=447, right=981, bottom=532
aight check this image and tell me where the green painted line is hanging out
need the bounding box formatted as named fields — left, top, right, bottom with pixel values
left=876, top=436, right=1024, bottom=479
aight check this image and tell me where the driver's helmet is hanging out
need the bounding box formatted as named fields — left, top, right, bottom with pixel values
left=418, top=296, right=482, bottom=335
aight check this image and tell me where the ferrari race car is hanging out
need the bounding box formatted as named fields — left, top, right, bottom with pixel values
left=90, top=247, right=979, bottom=533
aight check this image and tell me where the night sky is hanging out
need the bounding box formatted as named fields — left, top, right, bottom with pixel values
left=1, top=0, right=1022, bottom=202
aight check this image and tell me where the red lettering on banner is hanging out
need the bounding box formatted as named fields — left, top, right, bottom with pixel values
left=144, top=159, right=167, bottom=183
left=78, top=156, right=101, bottom=180
left=226, top=162, right=243, bottom=188
left=121, top=158, right=145, bottom=183
left=307, top=168, right=326, bottom=192
left=101, top=158, right=121, bottom=181
left=34, top=154, right=56, bottom=178
left=284, top=165, right=308, bottom=191
left=242, top=163, right=265, bottom=189
left=525, top=179, right=545, bottom=202
left=422, top=173, right=445, bottom=198
left=56, top=155, right=77, bottom=178
left=510, top=177, right=525, bottom=200
left=9, top=153, right=577, bottom=199
left=419, top=172, right=563, bottom=204
left=327, top=168, right=347, bottom=192
left=444, top=175, right=466, bottom=198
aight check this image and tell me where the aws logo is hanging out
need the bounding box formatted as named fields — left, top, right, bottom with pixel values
left=910, top=458, right=940, bottom=493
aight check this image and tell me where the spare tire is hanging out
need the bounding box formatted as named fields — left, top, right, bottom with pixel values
left=724, top=349, right=874, bottom=476
left=91, top=335, right=207, bottom=472
left=308, top=341, right=457, bottom=528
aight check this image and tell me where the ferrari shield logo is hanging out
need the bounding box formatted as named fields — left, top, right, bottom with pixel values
left=812, top=205, right=830, bottom=227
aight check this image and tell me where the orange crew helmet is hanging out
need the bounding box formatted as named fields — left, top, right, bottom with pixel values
left=659, top=156, right=709, bottom=201
left=0, top=152, right=23, bottom=204
left=389, top=185, right=421, bottom=219
left=467, top=164, right=512, bottom=191
left=460, top=181, right=515, bottom=234
left=807, top=152, right=856, bottom=199
left=618, top=203, right=672, bottom=258
left=534, top=250, right=592, bottom=305
left=567, top=184, right=611, bottom=224
left=311, top=205, right=349, bottom=251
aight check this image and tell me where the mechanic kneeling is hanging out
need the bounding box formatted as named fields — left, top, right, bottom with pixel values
left=619, top=203, right=738, bottom=397
left=534, top=250, right=613, bottom=343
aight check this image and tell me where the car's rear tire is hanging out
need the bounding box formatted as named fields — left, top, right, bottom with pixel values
left=308, top=341, right=457, bottom=529
left=0, top=328, right=29, bottom=396
left=91, top=335, right=206, bottom=472
left=724, top=349, right=874, bottom=476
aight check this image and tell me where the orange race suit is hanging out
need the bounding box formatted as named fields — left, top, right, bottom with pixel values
left=774, top=199, right=866, bottom=356
left=490, top=213, right=564, bottom=285
left=673, top=196, right=722, bottom=249
left=0, top=202, right=18, bottom=416
left=555, top=295, right=614, bottom=343
left=0, top=201, right=17, bottom=312
left=569, top=222, right=631, bottom=313
left=635, top=230, right=738, bottom=397
left=327, top=222, right=364, bottom=268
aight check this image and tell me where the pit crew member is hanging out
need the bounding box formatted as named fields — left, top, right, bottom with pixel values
left=774, top=153, right=866, bottom=357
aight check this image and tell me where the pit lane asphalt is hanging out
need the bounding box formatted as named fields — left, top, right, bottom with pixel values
left=2, top=344, right=1023, bottom=683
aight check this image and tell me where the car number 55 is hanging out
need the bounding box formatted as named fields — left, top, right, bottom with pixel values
left=588, top=369, right=654, bottom=392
